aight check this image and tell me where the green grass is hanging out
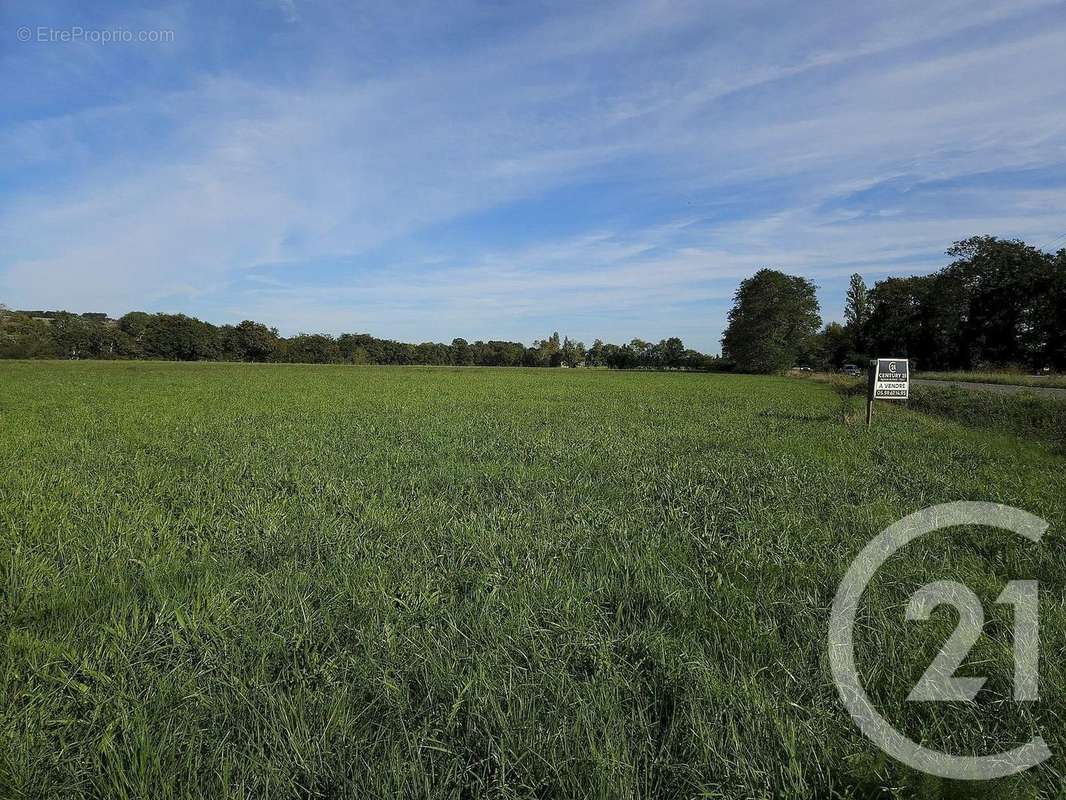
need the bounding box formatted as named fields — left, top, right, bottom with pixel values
left=1, top=362, right=1063, bottom=799
left=908, top=384, right=1066, bottom=450
left=916, top=371, right=1066, bottom=389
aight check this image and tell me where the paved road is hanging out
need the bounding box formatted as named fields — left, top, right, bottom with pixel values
left=912, top=378, right=1066, bottom=398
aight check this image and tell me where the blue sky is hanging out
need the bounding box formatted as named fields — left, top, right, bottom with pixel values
left=2, top=0, right=1065, bottom=352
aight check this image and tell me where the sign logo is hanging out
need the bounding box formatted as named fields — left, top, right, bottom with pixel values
left=828, top=502, right=1050, bottom=780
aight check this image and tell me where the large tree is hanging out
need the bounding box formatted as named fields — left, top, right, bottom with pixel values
left=450, top=337, right=473, bottom=366
left=49, top=312, right=104, bottom=359
left=657, top=336, right=686, bottom=369
left=280, top=333, right=341, bottom=363
left=859, top=236, right=1061, bottom=370
left=529, top=332, right=562, bottom=366
left=945, top=236, right=1053, bottom=368
left=721, top=269, right=821, bottom=373
left=864, top=276, right=922, bottom=361
left=560, top=336, right=585, bottom=367
left=142, top=313, right=220, bottom=361
left=224, top=320, right=279, bottom=362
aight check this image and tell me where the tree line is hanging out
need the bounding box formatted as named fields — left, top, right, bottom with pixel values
left=722, top=235, right=1066, bottom=373
left=0, top=308, right=722, bottom=370
left=4, top=235, right=1062, bottom=373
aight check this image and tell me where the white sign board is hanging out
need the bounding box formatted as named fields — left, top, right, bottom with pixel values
left=870, top=358, right=909, bottom=399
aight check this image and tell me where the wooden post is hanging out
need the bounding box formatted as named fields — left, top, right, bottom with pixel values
left=866, top=359, right=876, bottom=429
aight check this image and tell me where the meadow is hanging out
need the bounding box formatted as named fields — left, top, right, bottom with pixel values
left=1, top=362, right=1063, bottom=799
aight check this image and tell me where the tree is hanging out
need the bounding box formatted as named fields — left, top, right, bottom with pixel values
left=628, top=339, right=650, bottom=365
left=843, top=273, right=871, bottom=357
left=0, top=311, right=56, bottom=358
left=844, top=274, right=871, bottom=331
left=142, top=314, right=219, bottom=361
left=858, top=236, right=1061, bottom=371
left=224, top=320, right=279, bottom=362
left=721, top=269, right=821, bottom=373
left=601, top=343, right=638, bottom=369
left=658, top=337, right=685, bottom=369
left=561, top=336, right=585, bottom=367
left=1036, top=249, right=1066, bottom=370
left=280, top=334, right=341, bottom=363
left=912, top=270, right=968, bottom=369
left=49, top=312, right=104, bottom=359
left=118, top=311, right=151, bottom=345
left=479, top=341, right=525, bottom=366
left=528, top=332, right=562, bottom=366
left=819, top=322, right=851, bottom=369
left=414, top=342, right=452, bottom=365
left=451, top=337, right=473, bottom=366
left=944, top=236, right=1052, bottom=368
left=864, top=276, right=922, bottom=361
left=585, top=339, right=606, bottom=367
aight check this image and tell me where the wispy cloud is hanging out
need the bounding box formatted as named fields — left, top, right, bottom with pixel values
left=2, top=0, right=1065, bottom=349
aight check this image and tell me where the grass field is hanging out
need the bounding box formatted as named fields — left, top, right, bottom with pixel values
left=916, top=372, right=1066, bottom=390
left=2, top=362, right=1063, bottom=799
left=908, top=383, right=1066, bottom=451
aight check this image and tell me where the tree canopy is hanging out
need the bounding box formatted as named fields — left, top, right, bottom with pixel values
left=721, top=269, right=821, bottom=373
left=854, top=237, right=1065, bottom=370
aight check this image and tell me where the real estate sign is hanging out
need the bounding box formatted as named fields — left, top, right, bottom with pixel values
left=869, top=358, right=909, bottom=399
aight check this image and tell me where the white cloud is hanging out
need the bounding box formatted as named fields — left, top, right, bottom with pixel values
left=2, top=0, right=1065, bottom=349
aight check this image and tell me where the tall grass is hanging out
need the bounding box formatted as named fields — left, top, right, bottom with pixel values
left=909, top=383, right=1066, bottom=449
left=1, top=362, right=1063, bottom=798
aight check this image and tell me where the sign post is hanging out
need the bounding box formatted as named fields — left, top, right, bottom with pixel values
left=867, top=358, right=909, bottom=428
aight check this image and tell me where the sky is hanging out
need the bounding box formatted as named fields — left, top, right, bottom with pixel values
left=2, top=1, right=1065, bottom=352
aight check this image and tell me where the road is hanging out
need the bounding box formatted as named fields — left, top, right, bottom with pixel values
left=911, top=378, right=1066, bottom=398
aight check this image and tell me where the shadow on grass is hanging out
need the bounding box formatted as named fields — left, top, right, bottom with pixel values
left=758, top=409, right=836, bottom=423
